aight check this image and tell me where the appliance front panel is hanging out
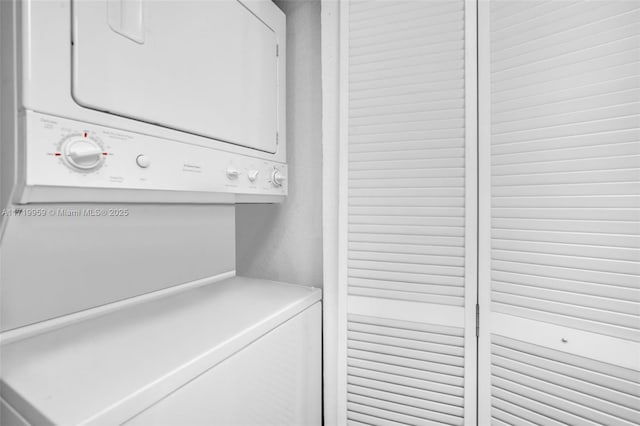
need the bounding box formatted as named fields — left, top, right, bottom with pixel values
left=20, top=112, right=287, bottom=203
left=72, top=0, right=281, bottom=154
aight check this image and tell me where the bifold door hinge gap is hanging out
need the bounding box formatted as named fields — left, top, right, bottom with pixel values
left=476, top=303, right=480, bottom=338
left=276, top=44, right=279, bottom=57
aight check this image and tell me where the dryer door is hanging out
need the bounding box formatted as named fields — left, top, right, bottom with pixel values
left=71, top=0, right=282, bottom=154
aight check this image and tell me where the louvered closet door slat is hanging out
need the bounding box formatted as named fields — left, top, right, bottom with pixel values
left=348, top=363, right=464, bottom=398
left=347, top=314, right=466, bottom=425
left=482, top=0, right=640, bottom=424
left=348, top=375, right=462, bottom=408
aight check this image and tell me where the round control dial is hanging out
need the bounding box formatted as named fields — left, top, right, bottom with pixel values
left=271, top=169, right=286, bottom=187
left=61, top=138, right=105, bottom=171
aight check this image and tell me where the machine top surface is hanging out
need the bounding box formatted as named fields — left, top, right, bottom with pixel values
left=0, top=277, right=321, bottom=425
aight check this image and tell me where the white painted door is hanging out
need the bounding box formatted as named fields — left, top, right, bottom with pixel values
left=327, top=1, right=478, bottom=424
left=479, top=1, right=640, bottom=424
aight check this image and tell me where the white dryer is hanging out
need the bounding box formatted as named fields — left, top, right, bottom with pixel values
left=2, top=0, right=287, bottom=204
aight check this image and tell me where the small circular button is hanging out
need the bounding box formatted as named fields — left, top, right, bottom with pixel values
left=248, top=170, right=259, bottom=182
left=136, top=154, right=151, bottom=168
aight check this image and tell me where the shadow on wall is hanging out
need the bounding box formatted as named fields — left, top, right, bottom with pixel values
left=235, top=0, right=323, bottom=287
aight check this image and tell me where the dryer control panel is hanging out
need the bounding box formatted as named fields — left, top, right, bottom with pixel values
left=19, top=112, right=287, bottom=204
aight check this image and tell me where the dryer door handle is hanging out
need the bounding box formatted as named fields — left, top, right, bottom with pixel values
left=108, top=0, right=145, bottom=44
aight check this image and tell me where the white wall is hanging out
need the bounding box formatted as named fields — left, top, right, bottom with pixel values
left=0, top=205, right=235, bottom=331
left=236, top=0, right=323, bottom=287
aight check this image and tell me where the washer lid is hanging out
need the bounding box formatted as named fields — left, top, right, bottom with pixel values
left=0, top=277, right=321, bottom=425
left=71, top=0, right=282, bottom=154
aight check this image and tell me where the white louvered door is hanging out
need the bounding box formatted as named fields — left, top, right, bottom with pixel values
left=479, top=1, right=640, bottom=424
left=336, top=1, right=477, bottom=424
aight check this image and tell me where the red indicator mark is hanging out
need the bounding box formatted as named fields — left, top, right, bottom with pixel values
left=54, top=153, right=62, bottom=156
left=83, top=132, right=88, bottom=138
left=102, top=152, right=108, bottom=156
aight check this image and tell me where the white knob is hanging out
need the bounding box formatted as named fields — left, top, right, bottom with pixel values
left=63, top=139, right=104, bottom=170
left=247, top=170, right=259, bottom=182
left=226, top=166, right=240, bottom=179
left=271, top=169, right=286, bottom=187
left=136, top=154, right=151, bottom=168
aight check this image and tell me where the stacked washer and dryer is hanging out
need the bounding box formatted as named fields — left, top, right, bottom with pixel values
left=0, top=0, right=321, bottom=424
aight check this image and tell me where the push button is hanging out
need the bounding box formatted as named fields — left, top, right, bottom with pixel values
left=248, top=170, right=259, bottom=182
left=136, top=154, right=151, bottom=168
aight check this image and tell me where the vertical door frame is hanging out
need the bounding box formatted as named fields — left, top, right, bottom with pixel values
left=464, top=1, right=479, bottom=424
left=321, top=0, right=349, bottom=425
left=477, top=0, right=492, bottom=424
left=336, top=0, right=350, bottom=424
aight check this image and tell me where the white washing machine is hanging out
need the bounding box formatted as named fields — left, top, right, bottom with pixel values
left=0, top=277, right=322, bottom=425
